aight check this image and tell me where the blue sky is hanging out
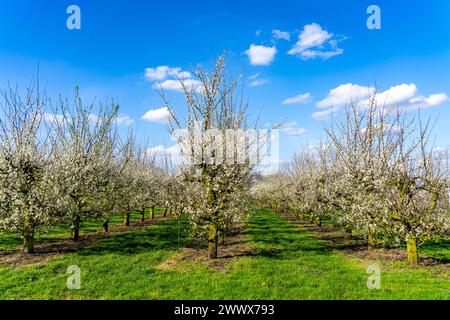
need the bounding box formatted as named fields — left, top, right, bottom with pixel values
left=0, top=0, right=449, bottom=162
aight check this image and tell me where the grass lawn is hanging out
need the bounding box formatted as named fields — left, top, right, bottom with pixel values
left=0, top=208, right=165, bottom=251
left=0, top=207, right=448, bottom=299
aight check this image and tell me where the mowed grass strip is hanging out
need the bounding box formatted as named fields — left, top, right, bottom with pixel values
left=0, top=208, right=448, bottom=299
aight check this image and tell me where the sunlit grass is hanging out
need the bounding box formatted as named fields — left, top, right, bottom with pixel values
left=0, top=208, right=448, bottom=299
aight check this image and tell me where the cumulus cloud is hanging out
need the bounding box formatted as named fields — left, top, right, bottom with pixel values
left=144, top=65, right=196, bottom=92
left=144, top=66, right=191, bottom=81
left=316, top=83, right=373, bottom=109
left=288, top=23, right=344, bottom=60
left=282, top=93, right=312, bottom=105
left=114, top=114, right=134, bottom=125
left=313, top=82, right=448, bottom=120
left=311, top=107, right=340, bottom=121
left=361, top=84, right=448, bottom=110
left=272, top=29, right=291, bottom=41
left=153, top=79, right=201, bottom=92
left=405, top=93, right=449, bottom=111
left=141, top=107, right=171, bottom=123
left=371, top=83, right=417, bottom=106
left=245, top=44, right=277, bottom=66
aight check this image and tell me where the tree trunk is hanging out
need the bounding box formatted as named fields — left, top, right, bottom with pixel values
left=102, top=219, right=109, bottom=233
left=151, top=206, right=155, bottom=220
left=367, top=229, right=376, bottom=249
left=299, top=212, right=305, bottom=221
left=316, top=215, right=322, bottom=227
left=407, top=235, right=418, bottom=265
left=163, top=207, right=168, bottom=217
left=344, top=225, right=353, bottom=240
left=124, top=212, right=130, bottom=226
left=140, top=209, right=145, bottom=222
left=72, top=215, right=81, bottom=241
left=208, top=221, right=218, bottom=259
left=23, top=233, right=35, bottom=254
left=220, top=230, right=226, bottom=244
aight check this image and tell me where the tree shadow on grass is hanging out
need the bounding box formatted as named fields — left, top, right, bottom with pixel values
left=247, top=211, right=334, bottom=259
left=78, top=217, right=190, bottom=257
left=279, top=210, right=450, bottom=266
left=0, top=216, right=181, bottom=267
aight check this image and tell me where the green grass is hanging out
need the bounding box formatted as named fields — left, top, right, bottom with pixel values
left=421, top=238, right=450, bottom=262
left=0, top=207, right=448, bottom=299
left=0, top=208, right=165, bottom=251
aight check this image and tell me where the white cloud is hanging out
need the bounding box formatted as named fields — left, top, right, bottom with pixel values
left=298, top=48, right=344, bottom=60
left=147, top=145, right=181, bottom=164
left=283, top=120, right=298, bottom=127
left=282, top=93, right=312, bottom=105
left=144, top=66, right=191, bottom=81
left=288, top=23, right=344, bottom=60
left=43, top=113, right=65, bottom=124
left=314, top=82, right=448, bottom=120
left=256, top=30, right=262, bottom=37
left=176, top=71, right=192, bottom=79
left=433, top=147, right=448, bottom=154
left=307, top=143, right=331, bottom=151
left=363, top=84, right=448, bottom=110
left=311, top=106, right=340, bottom=121
left=147, top=145, right=179, bottom=157
left=410, top=93, right=448, bottom=106
left=372, top=83, right=417, bottom=106
left=250, top=78, right=270, bottom=87
left=152, top=79, right=201, bottom=92
left=141, top=107, right=171, bottom=123
left=144, top=65, right=196, bottom=92
left=88, top=114, right=100, bottom=123
left=282, top=127, right=307, bottom=136
left=245, top=44, right=277, bottom=66
left=272, top=29, right=291, bottom=41
left=114, top=114, right=134, bottom=125
left=248, top=73, right=269, bottom=87
left=280, top=121, right=307, bottom=136
left=407, top=93, right=449, bottom=111
left=316, top=83, right=372, bottom=109
left=43, top=113, right=111, bottom=125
